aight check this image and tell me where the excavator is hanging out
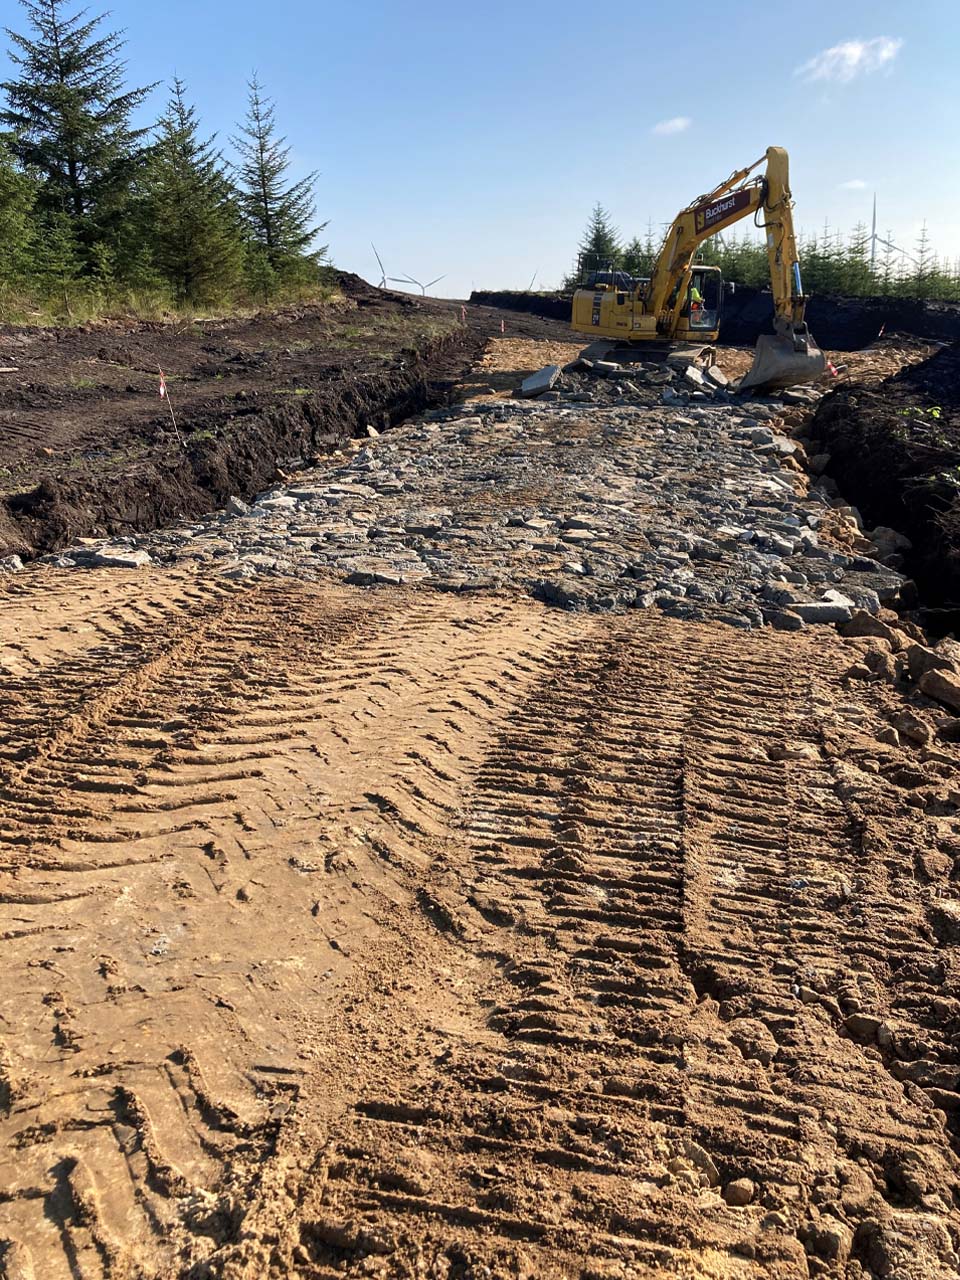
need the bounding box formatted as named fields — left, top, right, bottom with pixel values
left=570, top=146, right=825, bottom=392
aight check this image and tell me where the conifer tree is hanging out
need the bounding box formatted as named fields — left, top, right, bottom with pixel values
left=0, top=134, right=36, bottom=285
left=878, top=231, right=897, bottom=296
left=911, top=223, right=934, bottom=299
left=146, top=79, right=244, bottom=304
left=622, top=235, right=653, bottom=279
left=561, top=204, right=622, bottom=290
left=579, top=203, right=621, bottom=273
left=32, top=208, right=81, bottom=311
left=0, top=0, right=155, bottom=262
left=233, top=74, right=324, bottom=282
left=840, top=221, right=873, bottom=295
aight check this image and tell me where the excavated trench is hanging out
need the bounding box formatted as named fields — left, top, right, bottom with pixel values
left=809, top=341, right=960, bottom=630
left=1, top=325, right=483, bottom=561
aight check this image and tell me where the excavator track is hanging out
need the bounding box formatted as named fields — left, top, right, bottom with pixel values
left=3, top=569, right=957, bottom=1278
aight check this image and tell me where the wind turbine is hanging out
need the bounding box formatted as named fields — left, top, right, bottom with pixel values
left=389, top=273, right=447, bottom=297
left=867, top=195, right=919, bottom=270
left=371, top=243, right=388, bottom=288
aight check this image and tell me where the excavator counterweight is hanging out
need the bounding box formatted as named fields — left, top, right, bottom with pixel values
left=571, top=147, right=825, bottom=393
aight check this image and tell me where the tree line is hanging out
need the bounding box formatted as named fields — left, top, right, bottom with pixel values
left=0, top=0, right=327, bottom=320
left=567, top=203, right=960, bottom=302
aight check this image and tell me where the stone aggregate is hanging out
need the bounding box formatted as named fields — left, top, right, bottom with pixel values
left=53, top=386, right=905, bottom=629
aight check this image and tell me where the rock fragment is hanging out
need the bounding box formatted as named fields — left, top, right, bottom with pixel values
left=906, top=643, right=955, bottom=682
left=839, top=611, right=904, bottom=650
left=89, top=548, right=152, bottom=569
left=722, top=1178, right=756, bottom=1207
left=919, top=668, right=960, bottom=713
left=519, top=365, right=561, bottom=398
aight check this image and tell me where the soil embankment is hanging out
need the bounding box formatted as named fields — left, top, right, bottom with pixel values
left=470, top=287, right=960, bottom=350
left=0, top=278, right=575, bottom=560
left=809, top=340, right=960, bottom=627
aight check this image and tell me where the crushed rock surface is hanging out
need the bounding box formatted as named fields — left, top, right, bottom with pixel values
left=54, top=385, right=903, bottom=630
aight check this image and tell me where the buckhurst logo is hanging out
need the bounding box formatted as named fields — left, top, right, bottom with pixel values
left=694, top=188, right=751, bottom=234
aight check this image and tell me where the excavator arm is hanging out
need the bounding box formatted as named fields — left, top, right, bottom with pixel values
left=645, top=146, right=824, bottom=389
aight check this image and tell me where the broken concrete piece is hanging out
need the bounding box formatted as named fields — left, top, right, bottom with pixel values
left=519, top=365, right=561, bottom=398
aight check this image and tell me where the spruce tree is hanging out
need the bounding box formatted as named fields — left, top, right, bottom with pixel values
left=32, top=208, right=81, bottom=312
left=233, top=74, right=324, bottom=282
left=911, top=223, right=933, bottom=299
left=578, top=203, right=622, bottom=274
left=0, top=135, right=36, bottom=286
left=622, top=235, right=653, bottom=279
left=840, top=222, right=873, bottom=296
left=878, top=231, right=897, bottom=296
left=146, top=79, right=244, bottom=304
left=0, top=0, right=155, bottom=261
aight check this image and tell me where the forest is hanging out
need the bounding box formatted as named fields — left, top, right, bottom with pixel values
left=569, top=203, right=960, bottom=301
left=0, top=0, right=328, bottom=321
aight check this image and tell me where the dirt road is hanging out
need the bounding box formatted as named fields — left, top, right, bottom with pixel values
left=2, top=558, right=959, bottom=1279
left=2, top=328, right=960, bottom=1279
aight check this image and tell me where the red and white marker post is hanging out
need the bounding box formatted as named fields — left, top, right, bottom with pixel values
left=158, top=366, right=185, bottom=446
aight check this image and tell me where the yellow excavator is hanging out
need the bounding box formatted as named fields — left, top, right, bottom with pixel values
left=571, top=146, right=825, bottom=392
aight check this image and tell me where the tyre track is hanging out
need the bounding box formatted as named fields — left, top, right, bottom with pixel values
left=3, top=577, right=960, bottom=1278
left=0, top=574, right=585, bottom=1279
left=285, top=621, right=960, bottom=1280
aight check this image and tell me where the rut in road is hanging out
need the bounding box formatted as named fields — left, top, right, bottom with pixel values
left=1, top=572, right=959, bottom=1279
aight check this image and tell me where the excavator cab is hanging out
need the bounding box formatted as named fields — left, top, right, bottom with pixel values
left=682, top=266, right=722, bottom=333
left=664, top=265, right=723, bottom=339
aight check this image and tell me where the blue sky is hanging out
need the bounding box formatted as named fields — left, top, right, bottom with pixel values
left=0, top=0, right=956, bottom=296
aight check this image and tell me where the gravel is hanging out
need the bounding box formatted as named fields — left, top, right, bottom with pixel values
left=52, top=378, right=905, bottom=630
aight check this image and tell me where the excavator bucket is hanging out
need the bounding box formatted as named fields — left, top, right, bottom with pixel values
left=738, top=330, right=826, bottom=394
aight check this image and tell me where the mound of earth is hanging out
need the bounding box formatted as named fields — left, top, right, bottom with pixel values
left=809, top=340, right=960, bottom=627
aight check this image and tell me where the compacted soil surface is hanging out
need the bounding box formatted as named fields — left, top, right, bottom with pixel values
left=2, top=318, right=960, bottom=1280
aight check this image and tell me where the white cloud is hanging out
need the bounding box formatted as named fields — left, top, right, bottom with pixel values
left=839, top=179, right=868, bottom=190
left=651, top=116, right=691, bottom=136
left=795, top=36, right=902, bottom=83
